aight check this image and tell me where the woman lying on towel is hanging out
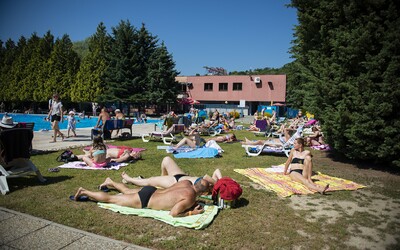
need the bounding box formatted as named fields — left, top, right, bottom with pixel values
left=77, top=136, right=109, bottom=168
left=171, top=133, right=203, bottom=150
left=116, top=156, right=222, bottom=189
left=206, top=133, right=237, bottom=143
left=283, top=138, right=329, bottom=194
left=106, top=147, right=142, bottom=163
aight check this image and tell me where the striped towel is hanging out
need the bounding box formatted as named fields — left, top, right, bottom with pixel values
left=234, top=167, right=366, bottom=198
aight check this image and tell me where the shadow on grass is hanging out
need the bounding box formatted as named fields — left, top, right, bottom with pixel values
left=234, top=197, right=250, bottom=208
left=322, top=150, right=400, bottom=175
left=5, top=175, right=73, bottom=193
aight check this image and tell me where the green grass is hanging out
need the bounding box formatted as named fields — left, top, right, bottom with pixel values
left=1, top=129, right=400, bottom=249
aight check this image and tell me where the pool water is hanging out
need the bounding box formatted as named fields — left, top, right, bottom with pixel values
left=0, top=113, right=161, bottom=131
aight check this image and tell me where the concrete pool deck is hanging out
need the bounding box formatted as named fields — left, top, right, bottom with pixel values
left=32, top=123, right=157, bottom=152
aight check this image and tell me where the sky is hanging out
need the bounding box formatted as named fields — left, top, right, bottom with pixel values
left=0, top=0, right=298, bottom=76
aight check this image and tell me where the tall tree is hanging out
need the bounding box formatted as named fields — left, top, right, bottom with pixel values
left=101, top=20, right=139, bottom=104
left=146, top=42, right=180, bottom=105
left=45, top=34, right=80, bottom=101
left=290, top=0, right=400, bottom=167
left=73, top=23, right=110, bottom=102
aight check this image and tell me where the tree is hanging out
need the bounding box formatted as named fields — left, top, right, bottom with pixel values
left=73, top=23, right=110, bottom=102
left=290, top=0, right=400, bottom=167
left=146, top=42, right=180, bottom=105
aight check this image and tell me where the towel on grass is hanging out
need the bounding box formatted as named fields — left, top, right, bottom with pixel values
left=97, top=203, right=219, bottom=229
left=156, top=145, right=195, bottom=154
left=174, top=147, right=219, bottom=159
left=58, top=161, right=128, bottom=170
left=234, top=166, right=366, bottom=198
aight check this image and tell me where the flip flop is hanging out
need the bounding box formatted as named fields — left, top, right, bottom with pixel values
left=69, top=195, right=89, bottom=201
left=98, top=185, right=110, bottom=192
left=48, top=168, right=60, bottom=172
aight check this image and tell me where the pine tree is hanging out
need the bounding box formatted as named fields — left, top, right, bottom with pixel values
left=290, top=0, right=400, bottom=167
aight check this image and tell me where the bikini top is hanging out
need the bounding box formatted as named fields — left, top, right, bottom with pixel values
left=92, top=149, right=106, bottom=156
left=291, top=157, right=304, bottom=164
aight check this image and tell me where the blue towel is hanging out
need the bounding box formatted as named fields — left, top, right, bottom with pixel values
left=174, top=147, right=219, bottom=158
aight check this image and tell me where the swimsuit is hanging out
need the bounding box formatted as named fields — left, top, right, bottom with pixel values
left=138, top=186, right=157, bottom=208
left=92, top=161, right=107, bottom=168
left=290, top=169, right=303, bottom=175
left=117, top=148, right=126, bottom=158
left=92, top=149, right=106, bottom=156
left=173, top=174, right=188, bottom=182
left=291, top=158, right=305, bottom=164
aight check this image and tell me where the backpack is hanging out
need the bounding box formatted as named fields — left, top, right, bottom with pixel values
left=56, top=150, right=78, bottom=163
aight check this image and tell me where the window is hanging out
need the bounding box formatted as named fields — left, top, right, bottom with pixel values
left=204, top=83, right=213, bottom=91
left=233, top=82, right=242, bottom=91
left=219, top=82, right=228, bottom=91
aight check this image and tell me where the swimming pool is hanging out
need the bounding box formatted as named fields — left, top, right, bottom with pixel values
left=0, top=113, right=161, bottom=131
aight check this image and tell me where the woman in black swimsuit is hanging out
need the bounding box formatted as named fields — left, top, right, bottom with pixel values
left=283, top=138, right=329, bottom=194
left=118, top=156, right=222, bottom=189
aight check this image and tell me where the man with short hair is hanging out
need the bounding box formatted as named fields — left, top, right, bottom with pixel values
left=74, top=177, right=210, bottom=217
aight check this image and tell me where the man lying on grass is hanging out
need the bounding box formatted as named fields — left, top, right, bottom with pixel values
left=73, top=177, right=210, bottom=217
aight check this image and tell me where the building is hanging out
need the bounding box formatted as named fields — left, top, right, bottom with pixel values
left=176, top=75, right=286, bottom=116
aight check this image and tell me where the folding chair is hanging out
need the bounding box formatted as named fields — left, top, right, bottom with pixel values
left=0, top=128, right=46, bottom=195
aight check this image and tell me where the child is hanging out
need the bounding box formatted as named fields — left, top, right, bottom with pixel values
left=67, top=111, right=77, bottom=137
left=77, top=136, right=108, bottom=168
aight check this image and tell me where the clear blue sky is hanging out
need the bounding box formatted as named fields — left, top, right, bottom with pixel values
left=0, top=0, right=298, bottom=76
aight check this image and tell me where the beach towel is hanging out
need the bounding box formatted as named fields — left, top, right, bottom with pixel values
left=58, top=161, right=128, bottom=170
left=97, top=203, right=219, bottom=229
left=234, top=166, right=366, bottom=198
left=157, top=145, right=195, bottom=154
left=174, top=147, right=219, bottom=159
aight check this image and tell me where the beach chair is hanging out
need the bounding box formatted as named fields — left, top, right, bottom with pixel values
left=242, top=126, right=304, bottom=157
left=252, top=119, right=271, bottom=137
left=0, top=128, right=46, bottom=195
left=91, top=120, right=124, bottom=140
left=142, top=124, right=185, bottom=144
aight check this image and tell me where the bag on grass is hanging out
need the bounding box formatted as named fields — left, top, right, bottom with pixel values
left=56, top=150, right=78, bottom=163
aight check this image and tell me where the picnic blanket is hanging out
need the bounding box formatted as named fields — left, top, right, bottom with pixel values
left=58, top=161, right=128, bottom=170
left=234, top=166, right=366, bottom=198
left=98, top=203, right=219, bottom=229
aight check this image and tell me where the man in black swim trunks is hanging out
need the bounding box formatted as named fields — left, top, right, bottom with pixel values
left=74, top=177, right=210, bottom=217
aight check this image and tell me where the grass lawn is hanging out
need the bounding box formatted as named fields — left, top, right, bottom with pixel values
left=1, top=129, right=400, bottom=249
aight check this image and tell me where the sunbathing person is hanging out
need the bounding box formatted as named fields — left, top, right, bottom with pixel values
left=240, top=136, right=285, bottom=146
left=206, top=133, right=237, bottom=143
left=75, top=177, right=210, bottom=217
left=283, top=138, right=329, bottom=194
left=77, top=136, right=109, bottom=167
left=106, top=147, right=142, bottom=163
left=119, top=156, right=222, bottom=188
left=306, top=126, right=325, bottom=146
left=172, top=133, right=203, bottom=150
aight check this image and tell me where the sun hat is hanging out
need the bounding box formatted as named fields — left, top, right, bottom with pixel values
left=69, top=111, right=75, bottom=115
left=115, top=109, right=121, bottom=113
left=0, top=115, right=18, bottom=128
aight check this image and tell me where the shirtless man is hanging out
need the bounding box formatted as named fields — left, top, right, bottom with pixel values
left=120, top=156, right=222, bottom=188
left=95, top=107, right=111, bottom=128
left=74, top=177, right=210, bottom=217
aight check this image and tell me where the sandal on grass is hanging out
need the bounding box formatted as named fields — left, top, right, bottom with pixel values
left=69, top=195, right=89, bottom=202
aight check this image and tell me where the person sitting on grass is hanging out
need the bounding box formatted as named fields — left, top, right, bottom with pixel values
left=77, top=136, right=108, bottom=168
left=283, top=138, right=329, bottom=194
left=74, top=177, right=210, bottom=217
left=118, top=156, right=222, bottom=188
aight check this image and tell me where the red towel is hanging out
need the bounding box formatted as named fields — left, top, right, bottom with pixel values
left=212, top=177, right=242, bottom=200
